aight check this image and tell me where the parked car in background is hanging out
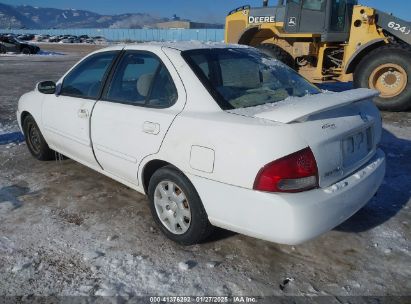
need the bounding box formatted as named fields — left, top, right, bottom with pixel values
left=92, top=36, right=108, bottom=44
left=85, top=38, right=95, bottom=44
left=1, top=33, right=109, bottom=45
left=16, top=43, right=385, bottom=245
left=58, top=36, right=81, bottom=44
left=79, top=35, right=90, bottom=43
left=17, top=34, right=35, bottom=41
left=35, top=34, right=50, bottom=42
left=0, top=35, right=40, bottom=54
left=48, top=36, right=58, bottom=42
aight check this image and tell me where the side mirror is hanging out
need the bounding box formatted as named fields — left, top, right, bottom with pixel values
left=37, top=81, right=56, bottom=94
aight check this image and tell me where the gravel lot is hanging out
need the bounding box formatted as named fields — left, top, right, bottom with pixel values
left=0, top=44, right=410, bottom=300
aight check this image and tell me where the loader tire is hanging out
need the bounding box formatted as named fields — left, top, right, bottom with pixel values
left=354, top=44, right=411, bottom=111
left=257, top=44, right=296, bottom=70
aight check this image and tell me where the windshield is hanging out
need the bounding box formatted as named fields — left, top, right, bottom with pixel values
left=182, top=48, right=320, bottom=110
left=9, top=37, right=23, bottom=43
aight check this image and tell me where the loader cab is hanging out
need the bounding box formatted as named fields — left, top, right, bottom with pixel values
left=284, top=0, right=357, bottom=42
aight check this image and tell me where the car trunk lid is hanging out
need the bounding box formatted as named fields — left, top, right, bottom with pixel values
left=227, top=89, right=382, bottom=188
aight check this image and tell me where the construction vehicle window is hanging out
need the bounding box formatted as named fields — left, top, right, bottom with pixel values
left=331, top=0, right=347, bottom=31
left=302, top=0, right=325, bottom=11
left=288, top=0, right=301, bottom=4
left=182, top=48, right=320, bottom=110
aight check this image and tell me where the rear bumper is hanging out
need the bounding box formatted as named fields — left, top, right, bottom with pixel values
left=188, top=149, right=386, bottom=245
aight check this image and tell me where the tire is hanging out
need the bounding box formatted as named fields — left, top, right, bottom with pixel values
left=148, top=166, right=214, bottom=245
left=0, top=45, right=6, bottom=54
left=21, top=47, right=31, bottom=55
left=257, top=43, right=296, bottom=70
left=22, top=115, right=55, bottom=161
left=353, top=44, right=411, bottom=111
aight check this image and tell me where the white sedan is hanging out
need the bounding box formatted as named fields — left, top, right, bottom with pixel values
left=17, top=43, right=386, bottom=245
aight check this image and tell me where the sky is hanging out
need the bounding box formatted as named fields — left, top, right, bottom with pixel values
left=1, top=0, right=409, bottom=23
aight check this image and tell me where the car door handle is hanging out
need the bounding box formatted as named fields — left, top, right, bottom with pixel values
left=143, top=121, right=160, bottom=135
left=78, top=108, right=89, bottom=118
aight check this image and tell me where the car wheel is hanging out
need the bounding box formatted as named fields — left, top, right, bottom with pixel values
left=22, top=47, right=31, bottom=55
left=23, top=115, right=55, bottom=161
left=0, top=45, right=6, bottom=54
left=257, top=43, right=296, bottom=70
left=148, top=166, right=214, bottom=245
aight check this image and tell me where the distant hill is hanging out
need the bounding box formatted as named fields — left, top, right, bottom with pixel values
left=0, top=2, right=171, bottom=29
left=0, top=3, right=38, bottom=29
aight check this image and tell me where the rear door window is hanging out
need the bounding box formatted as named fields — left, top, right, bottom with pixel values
left=105, top=51, right=177, bottom=107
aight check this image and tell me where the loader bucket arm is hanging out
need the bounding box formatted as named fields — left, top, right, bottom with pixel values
left=376, top=10, right=411, bottom=45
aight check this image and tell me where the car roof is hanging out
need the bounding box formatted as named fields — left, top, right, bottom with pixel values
left=153, top=41, right=251, bottom=51
left=95, top=42, right=251, bottom=54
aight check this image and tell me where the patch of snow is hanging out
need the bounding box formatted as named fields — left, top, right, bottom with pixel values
left=12, top=261, right=32, bottom=273
left=0, top=51, right=65, bottom=57
left=226, top=88, right=377, bottom=124
left=0, top=123, right=20, bottom=136
left=106, top=235, right=119, bottom=241
left=147, top=41, right=251, bottom=51
left=0, top=237, right=15, bottom=254
left=83, top=250, right=105, bottom=261
left=178, top=261, right=189, bottom=271
left=206, top=261, right=219, bottom=268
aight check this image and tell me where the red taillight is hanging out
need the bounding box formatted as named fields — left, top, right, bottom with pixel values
left=253, top=147, right=319, bottom=193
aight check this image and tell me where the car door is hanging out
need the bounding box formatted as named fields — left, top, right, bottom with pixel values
left=1, top=37, right=17, bottom=52
left=91, top=48, right=185, bottom=185
left=41, top=50, right=120, bottom=168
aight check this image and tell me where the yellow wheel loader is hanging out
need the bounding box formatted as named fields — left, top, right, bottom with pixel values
left=225, top=0, right=411, bottom=111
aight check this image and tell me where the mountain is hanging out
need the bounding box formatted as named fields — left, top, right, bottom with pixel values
left=0, top=3, right=38, bottom=28
left=0, top=3, right=169, bottom=29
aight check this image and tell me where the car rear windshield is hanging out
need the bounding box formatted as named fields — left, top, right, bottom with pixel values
left=182, top=48, right=321, bottom=110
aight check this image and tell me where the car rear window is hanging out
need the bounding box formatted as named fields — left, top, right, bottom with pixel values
left=182, top=48, right=320, bottom=110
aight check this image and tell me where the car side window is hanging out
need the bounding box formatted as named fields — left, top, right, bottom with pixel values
left=147, top=65, right=178, bottom=107
left=106, top=51, right=177, bottom=107
left=60, top=51, right=117, bottom=99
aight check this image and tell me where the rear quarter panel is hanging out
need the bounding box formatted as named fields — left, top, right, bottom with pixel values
left=147, top=111, right=308, bottom=189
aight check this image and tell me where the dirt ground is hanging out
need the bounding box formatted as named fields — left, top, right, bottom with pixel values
left=0, top=44, right=410, bottom=300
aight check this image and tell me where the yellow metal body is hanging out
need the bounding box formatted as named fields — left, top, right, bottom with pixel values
left=225, top=5, right=389, bottom=83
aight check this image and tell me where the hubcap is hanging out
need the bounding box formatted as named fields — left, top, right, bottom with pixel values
left=28, top=123, right=41, bottom=154
left=154, top=181, right=191, bottom=235
left=369, top=63, right=408, bottom=99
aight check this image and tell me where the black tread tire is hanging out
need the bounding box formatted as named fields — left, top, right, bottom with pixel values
left=21, top=47, right=31, bottom=55
left=353, top=44, right=411, bottom=112
left=148, top=166, right=214, bottom=245
left=257, top=43, right=296, bottom=70
left=0, top=45, right=6, bottom=54
left=23, top=115, right=55, bottom=161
